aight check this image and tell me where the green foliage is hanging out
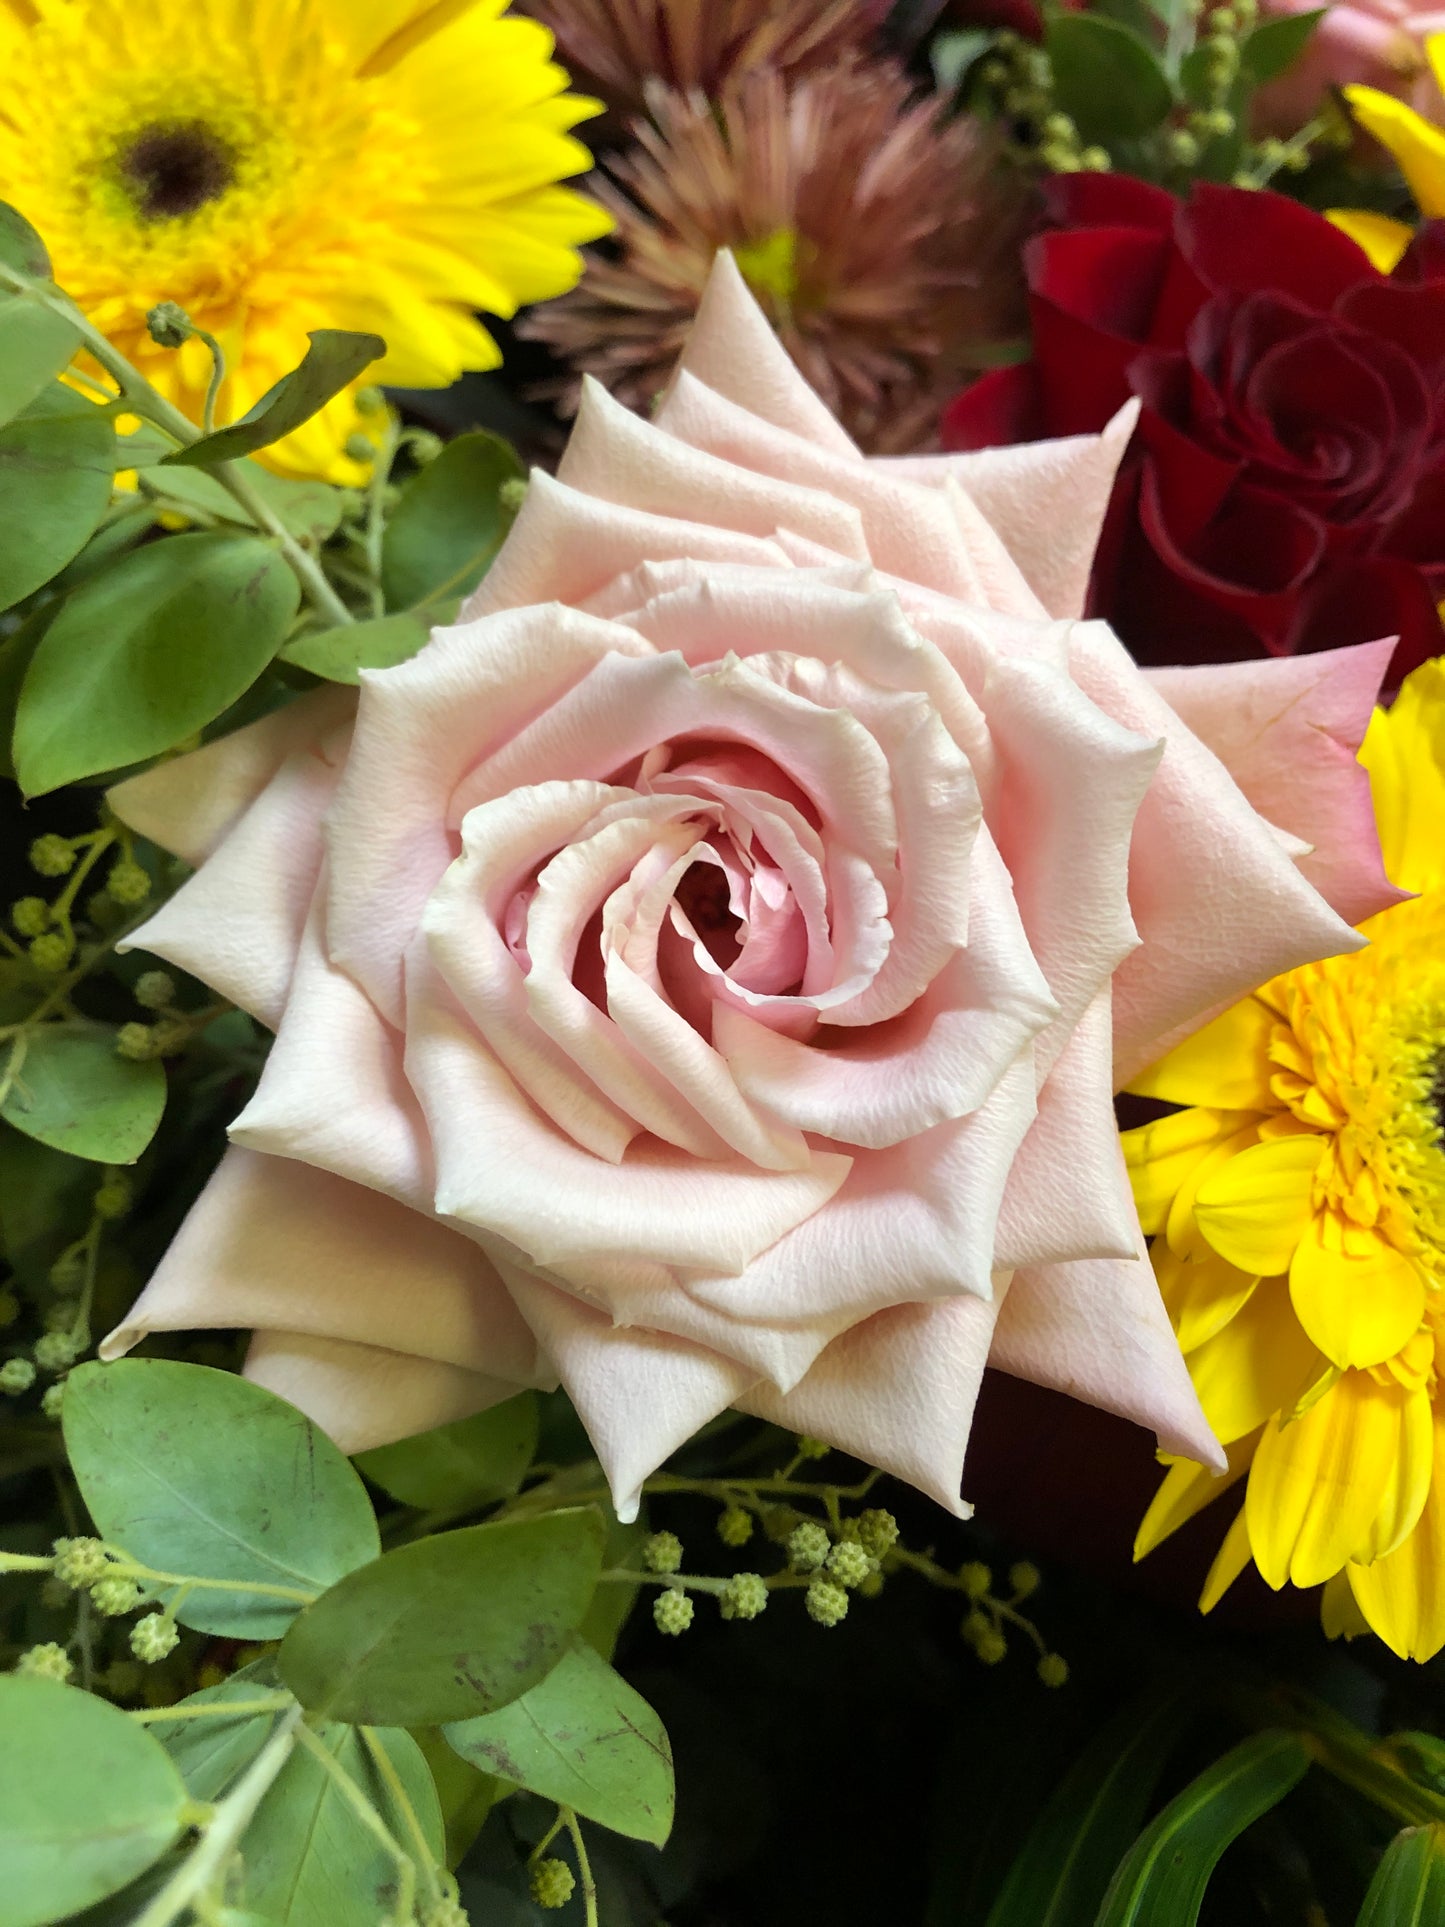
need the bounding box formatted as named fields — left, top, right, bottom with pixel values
left=164, top=329, right=385, bottom=467
left=281, top=609, right=431, bottom=683
left=135, top=460, right=344, bottom=544
left=1043, top=12, right=1173, bottom=141
left=0, top=388, right=114, bottom=614
left=1, top=1026, right=167, bottom=1164
left=0, top=202, right=52, bottom=280
left=1356, top=1824, right=1445, bottom=1925
left=381, top=429, right=524, bottom=610
left=62, top=1357, right=381, bottom=1636
left=445, top=1635, right=675, bottom=1845
left=0, top=1675, right=188, bottom=1926
left=150, top=1666, right=287, bottom=1800
left=1096, top=1730, right=1313, bottom=1925
left=0, top=302, right=80, bottom=434
left=1239, top=8, right=1328, bottom=83
left=356, top=1393, right=539, bottom=1510
left=277, top=1509, right=606, bottom=1725
left=13, top=530, right=299, bottom=795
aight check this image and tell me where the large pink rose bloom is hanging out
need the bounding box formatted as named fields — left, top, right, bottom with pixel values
left=103, top=257, right=1398, bottom=1520
left=1257, top=0, right=1445, bottom=128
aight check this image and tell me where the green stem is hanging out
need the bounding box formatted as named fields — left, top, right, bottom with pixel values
left=0, top=1553, right=52, bottom=1574
left=294, top=1723, right=416, bottom=1919
left=194, top=329, right=226, bottom=437
left=130, top=1694, right=296, bottom=1725
left=131, top=1703, right=303, bottom=1927
left=363, top=412, right=402, bottom=618
left=561, top=1806, right=598, bottom=1927
left=361, top=1724, right=443, bottom=1904
left=214, top=461, right=354, bottom=628
left=111, top=1555, right=318, bottom=1606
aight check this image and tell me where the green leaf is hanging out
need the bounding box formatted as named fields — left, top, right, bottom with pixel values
left=164, top=329, right=385, bottom=468
left=62, top=1358, right=381, bottom=1638
left=445, top=1635, right=674, bottom=1845
left=0, top=387, right=116, bottom=613
left=241, top=1722, right=442, bottom=1926
left=381, top=430, right=523, bottom=611
left=136, top=461, right=342, bottom=543
left=0, top=601, right=56, bottom=783
left=0, top=1675, right=188, bottom=1927
left=984, top=1692, right=1184, bottom=1927
left=280, top=610, right=431, bottom=684
left=149, top=1664, right=288, bottom=1801
left=1240, top=8, right=1327, bottom=82
left=277, top=1508, right=605, bottom=1726
left=1096, top=1730, right=1312, bottom=1927
left=1389, top=1733, right=1445, bottom=1796
left=0, top=299, right=80, bottom=431
left=413, top=1727, right=496, bottom=1870
left=355, top=1393, right=539, bottom=1510
left=0, top=201, right=52, bottom=280
left=1357, top=1825, right=1445, bottom=1926
left=932, top=28, right=996, bottom=91
left=1, top=1025, right=167, bottom=1164
left=1044, top=12, right=1174, bottom=141
left=0, top=1129, right=92, bottom=1272
left=13, top=528, right=299, bottom=795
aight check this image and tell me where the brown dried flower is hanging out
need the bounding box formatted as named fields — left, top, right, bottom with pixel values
left=521, top=61, right=1028, bottom=455
left=518, top=0, right=891, bottom=116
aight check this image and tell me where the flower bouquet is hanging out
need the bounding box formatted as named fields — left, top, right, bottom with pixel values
left=1, top=3, right=1444, bottom=1923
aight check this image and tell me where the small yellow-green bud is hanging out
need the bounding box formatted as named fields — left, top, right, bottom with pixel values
left=975, top=1627, right=1008, bottom=1665
left=408, top=430, right=444, bottom=465
left=90, top=1574, right=144, bottom=1617
left=959, top=1561, right=992, bottom=1601
left=28, top=932, right=73, bottom=974
left=1208, top=6, right=1238, bottom=30
left=29, top=835, right=75, bottom=877
left=720, top=1572, right=769, bottom=1621
left=354, top=385, right=387, bottom=417
left=1165, top=128, right=1201, bottom=168
left=53, top=1537, right=110, bottom=1588
left=42, top=1301, right=74, bottom=1334
left=0, top=1289, right=19, bottom=1329
left=642, top=1531, right=683, bottom=1575
left=795, top=1435, right=830, bottom=1461
left=0, top=1357, right=36, bottom=1396
left=1038, top=1652, right=1070, bottom=1688
left=805, top=1576, right=849, bottom=1627
left=1080, top=146, right=1111, bottom=172
left=41, top=1382, right=65, bottom=1420
left=787, top=1521, right=831, bottom=1574
left=717, top=1505, right=753, bottom=1547
left=48, top=1250, right=85, bottom=1293
left=422, top=1899, right=470, bottom=1927
left=106, top=861, right=151, bottom=907
left=499, top=477, right=529, bottom=515
left=11, top=897, right=49, bottom=937
left=134, top=969, right=176, bottom=1011
left=15, top=1641, right=72, bottom=1683
left=1009, top=1561, right=1041, bottom=1601
left=116, top=1022, right=157, bottom=1061
left=93, top=1178, right=132, bottom=1221
left=856, top=1509, right=900, bottom=1559
left=1042, top=112, right=1076, bottom=141
left=529, top=1858, right=576, bottom=1909
left=146, top=302, right=193, bottom=349
left=826, top=1540, right=873, bottom=1590
left=130, top=1613, right=180, bottom=1663
left=33, top=1331, right=78, bottom=1374
left=343, top=432, right=376, bottom=464
left=652, top=1587, right=694, bottom=1636
left=1197, top=106, right=1236, bottom=138
left=1231, top=170, right=1260, bottom=188
left=961, top=1609, right=992, bottom=1646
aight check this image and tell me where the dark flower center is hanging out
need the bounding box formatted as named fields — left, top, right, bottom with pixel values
left=1428, top=1047, right=1445, bottom=1146
left=675, top=859, right=742, bottom=970
left=120, top=122, right=236, bottom=220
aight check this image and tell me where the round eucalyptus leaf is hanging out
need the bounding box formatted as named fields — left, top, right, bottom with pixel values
left=0, top=388, right=115, bottom=613
left=0, top=1024, right=166, bottom=1165
left=381, top=430, right=523, bottom=611
left=62, top=1358, right=380, bottom=1638
left=0, top=297, right=81, bottom=431
left=281, top=610, right=430, bottom=684
left=355, top=1392, right=539, bottom=1510
left=0, top=1675, right=188, bottom=1927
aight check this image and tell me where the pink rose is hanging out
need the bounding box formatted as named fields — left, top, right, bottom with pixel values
left=1257, top=0, right=1445, bottom=130
left=102, top=257, right=1397, bottom=1520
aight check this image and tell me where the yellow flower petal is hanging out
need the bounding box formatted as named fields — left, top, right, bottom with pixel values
left=1134, top=1429, right=1258, bottom=1561
left=1348, top=1412, right=1445, bottom=1661
left=1164, top=1122, right=1263, bottom=1259
left=1358, top=1378, right=1434, bottom=1565
left=1122, top=1106, right=1253, bottom=1236
left=1320, top=1570, right=1371, bottom=1642
left=1127, top=997, right=1278, bottom=1110
left=1193, top=1134, right=1326, bottom=1275
left=1156, top=1243, right=1259, bottom=1354
left=1200, top=1503, right=1253, bottom=1613
left=1359, top=657, right=1445, bottom=895
left=1246, top=1370, right=1426, bottom=1589
left=1288, top=1215, right=1425, bottom=1370
left=1325, top=208, right=1416, bottom=274
left=1187, top=1278, right=1321, bottom=1445
left=1345, top=82, right=1445, bottom=218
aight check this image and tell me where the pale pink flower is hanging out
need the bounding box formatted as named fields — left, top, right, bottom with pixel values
left=1258, top=0, right=1445, bottom=130
left=102, top=258, right=1398, bottom=1520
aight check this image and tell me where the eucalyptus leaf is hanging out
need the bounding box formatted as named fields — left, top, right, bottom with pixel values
left=0, top=200, right=52, bottom=280
left=0, top=1675, right=188, bottom=1927
left=0, top=386, right=116, bottom=612
left=985, top=1692, right=1184, bottom=1927
left=445, top=1635, right=674, bottom=1845
left=1240, top=8, right=1327, bottom=82
left=13, top=529, right=299, bottom=795
left=278, top=1508, right=606, bottom=1725
left=355, top=1392, right=539, bottom=1509
left=136, top=461, right=342, bottom=543
left=1095, top=1730, right=1312, bottom=1926
left=0, top=298, right=81, bottom=431
left=1044, top=12, right=1174, bottom=141
left=1357, top=1824, right=1445, bottom=1926
left=149, top=1664, right=288, bottom=1801
left=280, top=610, right=431, bottom=683
left=241, top=1722, right=442, bottom=1926
left=165, top=329, right=385, bottom=467
left=381, top=430, right=523, bottom=611
left=0, top=1129, right=93, bottom=1273
left=0, top=600, right=55, bottom=783
left=415, top=1727, right=497, bottom=1870
left=0, top=1025, right=166, bottom=1164
left=62, top=1357, right=381, bottom=1637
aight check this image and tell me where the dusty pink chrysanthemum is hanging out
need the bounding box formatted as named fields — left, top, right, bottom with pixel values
left=517, top=0, right=891, bottom=115
left=521, top=61, right=1027, bottom=454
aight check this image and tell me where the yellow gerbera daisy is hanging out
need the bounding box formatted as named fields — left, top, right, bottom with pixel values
left=0, top=0, right=610, bottom=481
left=1124, top=657, right=1445, bottom=1661
left=1328, top=32, right=1445, bottom=273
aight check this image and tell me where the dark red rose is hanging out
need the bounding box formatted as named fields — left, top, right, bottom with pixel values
left=944, top=176, right=1445, bottom=673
